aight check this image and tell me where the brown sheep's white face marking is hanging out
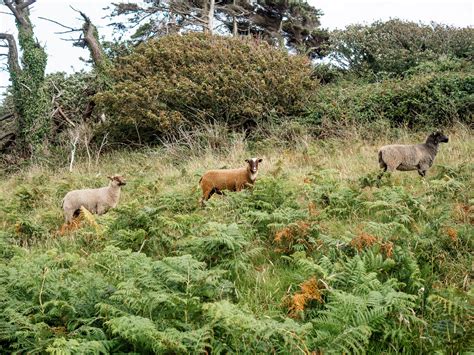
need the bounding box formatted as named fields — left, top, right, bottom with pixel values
left=108, top=175, right=127, bottom=186
left=245, top=158, right=262, bottom=180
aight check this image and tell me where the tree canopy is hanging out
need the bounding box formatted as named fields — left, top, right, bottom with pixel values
left=107, top=0, right=329, bottom=57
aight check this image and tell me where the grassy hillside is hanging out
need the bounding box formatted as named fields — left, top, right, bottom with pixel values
left=0, top=127, right=473, bottom=353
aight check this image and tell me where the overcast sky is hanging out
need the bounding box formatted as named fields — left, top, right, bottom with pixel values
left=1, top=0, right=473, bottom=97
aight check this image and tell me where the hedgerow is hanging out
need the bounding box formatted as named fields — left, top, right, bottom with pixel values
left=306, top=67, right=474, bottom=129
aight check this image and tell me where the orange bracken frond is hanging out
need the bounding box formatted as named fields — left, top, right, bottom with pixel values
left=350, top=233, right=378, bottom=252
left=380, top=242, right=394, bottom=258
left=273, top=220, right=316, bottom=254
left=287, top=277, right=324, bottom=318
left=445, top=227, right=458, bottom=242
left=308, top=202, right=319, bottom=216
left=58, top=217, right=82, bottom=236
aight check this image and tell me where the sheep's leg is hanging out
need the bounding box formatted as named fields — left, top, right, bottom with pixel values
left=64, top=209, right=74, bottom=224
left=96, top=204, right=108, bottom=215
left=377, top=165, right=387, bottom=180
left=214, top=189, right=225, bottom=196
left=244, top=182, right=254, bottom=189
left=200, top=188, right=214, bottom=207
left=235, top=182, right=246, bottom=191
left=417, top=169, right=426, bottom=177
left=417, top=163, right=429, bottom=178
left=379, top=165, right=395, bottom=179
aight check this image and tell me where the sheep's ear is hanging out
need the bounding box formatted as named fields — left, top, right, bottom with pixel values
left=245, top=159, right=249, bottom=163
left=258, top=158, right=263, bottom=163
left=107, top=176, right=113, bottom=180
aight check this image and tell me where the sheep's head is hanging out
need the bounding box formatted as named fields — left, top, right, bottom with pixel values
left=427, top=132, right=449, bottom=145
left=108, top=175, right=127, bottom=187
left=245, top=158, right=263, bottom=173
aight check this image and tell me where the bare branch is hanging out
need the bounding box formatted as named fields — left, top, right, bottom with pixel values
left=60, top=37, right=81, bottom=42
left=76, top=10, right=107, bottom=67
left=55, top=29, right=82, bottom=35
left=56, top=106, right=76, bottom=127
left=17, top=0, right=37, bottom=11
left=172, top=8, right=208, bottom=25
left=3, top=0, right=26, bottom=27
left=69, top=134, right=80, bottom=172
left=38, top=16, right=78, bottom=31
left=0, top=33, right=20, bottom=75
left=4, top=0, right=38, bottom=35
left=0, top=113, right=14, bottom=122
left=20, top=82, right=31, bottom=92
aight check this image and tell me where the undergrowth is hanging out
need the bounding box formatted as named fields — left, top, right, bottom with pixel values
left=0, top=128, right=472, bottom=353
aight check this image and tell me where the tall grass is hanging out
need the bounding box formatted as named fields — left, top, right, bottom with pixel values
left=0, top=125, right=472, bottom=353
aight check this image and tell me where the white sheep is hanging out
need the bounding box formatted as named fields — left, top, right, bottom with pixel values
left=378, top=131, right=449, bottom=178
left=62, top=175, right=126, bottom=223
left=199, top=158, right=262, bottom=206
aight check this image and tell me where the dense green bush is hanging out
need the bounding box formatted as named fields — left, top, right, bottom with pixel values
left=330, top=19, right=474, bottom=77
left=306, top=68, right=474, bottom=129
left=43, top=72, right=100, bottom=127
left=94, top=33, right=318, bottom=143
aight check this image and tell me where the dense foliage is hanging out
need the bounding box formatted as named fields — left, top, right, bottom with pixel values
left=330, top=19, right=474, bottom=77
left=308, top=60, right=474, bottom=130
left=3, top=18, right=473, bottom=150
left=108, top=0, right=329, bottom=57
left=95, top=33, right=317, bottom=143
left=0, top=132, right=472, bottom=353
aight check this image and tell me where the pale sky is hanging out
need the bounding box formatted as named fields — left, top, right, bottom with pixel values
left=1, top=0, right=473, bottom=98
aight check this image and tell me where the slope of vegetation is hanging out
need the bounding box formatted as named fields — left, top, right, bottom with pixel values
left=1, top=11, right=473, bottom=354
left=1, top=128, right=472, bottom=353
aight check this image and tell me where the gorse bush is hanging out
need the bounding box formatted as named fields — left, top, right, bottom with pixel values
left=94, top=33, right=318, bottom=143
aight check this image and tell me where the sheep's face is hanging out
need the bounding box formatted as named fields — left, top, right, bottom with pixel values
left=427, top=132, right=449, bottom=144
left=108, top=175, right=127, bottom=187
left=245, top=158, right=263, bottom=173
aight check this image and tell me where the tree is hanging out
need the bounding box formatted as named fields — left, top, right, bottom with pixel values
left=329, top=19, right=474, bottom=77
left=108, top=0, right=216, bottom=41
left=106, top=0, right=328, bottom=57
left=0, top=0, right=51, bottom=156
left=39, top=8, right=110, bottom=71
left=217, top=0, right=329, bottom=58
left=36, top=8, right=112, bottom=134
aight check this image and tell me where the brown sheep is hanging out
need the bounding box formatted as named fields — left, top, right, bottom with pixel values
left=199, top=158, right=262, bottom=206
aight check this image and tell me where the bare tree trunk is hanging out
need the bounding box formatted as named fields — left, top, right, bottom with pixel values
left=278, top=16, right=285, bottom=48
left=208, top=0, right=215, bottom=35
left=78, top=11, right=108, bottom=69
left=202, top=0, right=209, bottom=33
left=232, top=0, right=238, bottom=36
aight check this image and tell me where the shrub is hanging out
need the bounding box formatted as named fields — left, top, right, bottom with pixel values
left=306, top=69, right=474, bottom=129
left=43, top=71, right=100, bottom=127
left=94, top=33, right=318, bottom=143
left=330, top=19, right=474, bottom=77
